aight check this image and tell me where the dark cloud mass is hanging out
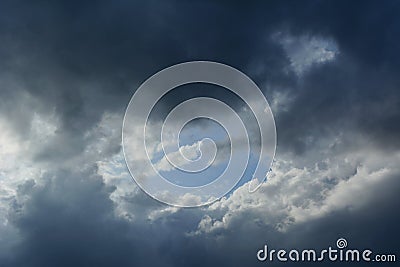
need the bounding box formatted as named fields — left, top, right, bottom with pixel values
left=0, top=0, right=399, bottom=266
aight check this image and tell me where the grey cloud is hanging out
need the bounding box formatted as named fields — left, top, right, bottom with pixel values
left=0, top=1, right=399, bottom=267
left=5, top=168, right=159, bottom=267
left=5, top=152, right=398, bottom=267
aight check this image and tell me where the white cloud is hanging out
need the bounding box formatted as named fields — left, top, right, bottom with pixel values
left=192, top=146, right=400, bottom=235
left=2, top=97, right=397, bottom=259
left=0, top=115, right=46, bottom=247
left=273, top=32, right=339, bottom=76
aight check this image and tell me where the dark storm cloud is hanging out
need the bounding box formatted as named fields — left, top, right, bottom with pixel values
left=4, top=166, right=211, bottom=267
left=1, top=0, right=400, bottom=267
left=0, top=0, right=287, bottom=160
left=5, top=165, right=399, bottom=267
left=6, top=166, right=201, bottom=267
left=0, top=1, right=177, bottom=161
left=266, top=0, right=400, bottom=153
left=2, top=0, right=398, bottom=156
left=6, top=168, right=156, bottom=267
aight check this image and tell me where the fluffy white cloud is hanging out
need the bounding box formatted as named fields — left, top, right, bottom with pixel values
left=192, top=144, right=400, bottom=235
left=272, top=32, right=339, bottom=76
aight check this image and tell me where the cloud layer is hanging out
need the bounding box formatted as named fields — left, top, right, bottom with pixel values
left=0, top=0, right=399, bottom=266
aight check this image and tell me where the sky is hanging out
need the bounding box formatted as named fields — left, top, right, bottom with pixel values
left=0, top=0, right=399, bottom=266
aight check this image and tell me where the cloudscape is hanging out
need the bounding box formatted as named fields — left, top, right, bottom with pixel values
left=0, top=1, right=399, bottom=266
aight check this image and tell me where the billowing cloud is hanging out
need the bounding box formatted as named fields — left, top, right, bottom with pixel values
left=272, top=32, right=339, bottom=76
left=0, top=0, right=399, bottom=266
